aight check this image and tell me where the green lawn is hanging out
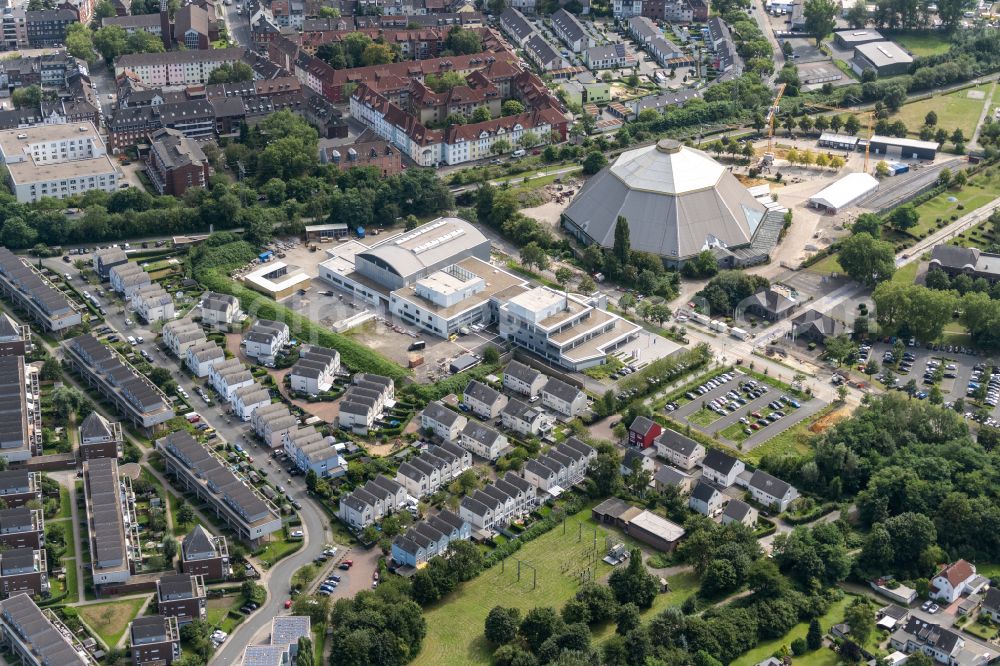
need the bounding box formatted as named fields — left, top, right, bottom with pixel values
left=59, top=487, right=72, bottom=521
left=730, top=594, right=853, bottom=666
left=413, top=506, right=696, bottom=666
left=206, top=596, right=244, bottom=633
left=889, top=84, right=989, bottom=140
left=891, top=261, right=919, bottom=285
left=909, top=169, right=1000, bottom=238
left=591, top=569, right=700, bottom=644
left=255, top=534, right=302, bottom=568
left=891, top=31, right=953, bottom=56
left=688, top=408, right=722, bottom=427
left=806, top=253, right=844, bottom=276
left=78, top=598, right=146, bottom=649
left=745, top=413, right=820, bottom=465
left=963, top=619, right=997, bottom=641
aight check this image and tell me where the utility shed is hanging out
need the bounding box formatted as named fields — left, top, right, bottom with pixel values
left=809, top=172, right=879, bottom=213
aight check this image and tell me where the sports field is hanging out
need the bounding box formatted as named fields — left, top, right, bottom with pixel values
left=413, top=505, right=695, bottom=666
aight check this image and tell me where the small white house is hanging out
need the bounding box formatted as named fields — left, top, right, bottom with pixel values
left=701, top=449, right=745, bottom=488
left=421, top=401, right=467, bottom=442
left=541, top=378, right=588, bottom=418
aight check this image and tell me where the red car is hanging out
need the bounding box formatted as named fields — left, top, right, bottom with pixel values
left=284, top=599, right=292, bottom=609
left=344, top=560, right=353, bottom=567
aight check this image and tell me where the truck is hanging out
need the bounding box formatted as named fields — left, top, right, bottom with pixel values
left=729, top=327, right=750, bottom=341
left=356, top=227, right=366, bottom=238
left=710, top=320, right=727, bottom=333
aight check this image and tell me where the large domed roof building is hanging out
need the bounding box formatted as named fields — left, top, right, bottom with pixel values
left=561, top=140, right=785, bottom=268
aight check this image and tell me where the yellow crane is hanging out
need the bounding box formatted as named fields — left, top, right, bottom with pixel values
left=801, top=101, right=876, bottom=173
left=765, top=83, right=787, bottom=158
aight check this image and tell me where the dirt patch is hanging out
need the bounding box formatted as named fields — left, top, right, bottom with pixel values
left=809, top=407, right=851, bottom=434
left=271, top=367, right=344, bottom=423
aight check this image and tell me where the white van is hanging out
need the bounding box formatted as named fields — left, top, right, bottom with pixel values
left=127, top=336, right=137, bottom=345
left=512, top=149, right=526, bottom=157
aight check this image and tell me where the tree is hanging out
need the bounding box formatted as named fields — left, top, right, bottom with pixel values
left=517, top=131, right=539, bottom=149
left=682, top=250, right=719, bottom=278
left=502, top=99, right=526, bottom=116
left=875, top=160, right=891, bottom=178
left=844, top=597, right=876, bottom=647
left=807, top=618, right=823, bottom=650
left=853, top=212, right=882, bottom=237
left=555, top=266, right=574, bottom=288
left=616, top=603, right=641, bottom=635
left=485, top=606, right=521, bottom=645
left=889, top=204, right=918, bottom=231
left=177, top=500, right=196, bottom=526
left=241, top=580, right=266, bottom=605
left=296, top=637, right=314, bottom=666
left=65, top=23, right=95, bottom=62
left=207, top=62, right=254, bottom=84
left=11, top=85, right=42, bottom=110
left=125, top=29, right=163, bottom=54
left=162, top=537, right=177, bottom=563
left=938, top=167, right=952, bottom=187
left=847, top=0, right=869, bottom=26
left=607, top=548, right=658, bottom=609
left=844, top=115, right=862, bottom=135
left=938, top=0, right=975, bottom=29
left=577, top=276, right=597, bottom=295
left=445, top=26, right=482, bottom=55
left=483, top=345, right=500, bottom=365
left=470, top=106, right=492, bottom=123
left=925, top=110, right=938, bottom=126
left=582, top=150, right=607, bottom=175
left=838, top=232, right=896, bottom=286
left=954, top=169, right=968, bottom=187
left=519, top=242, right=549, bottom=272
left=425, top=71, right=466, bottom=92
left=700, top=559, right=739, bottom=597
left=493, top=644, right=538, bottom=666
left=612, top=215, right=631, bottom=266
left=361, top=43, right=395, bottom=66
left=93, top=25, right=128, bottom=62
left=520, top=607, right=563, bottom=652
left=491, top=139, right=512, bottom=155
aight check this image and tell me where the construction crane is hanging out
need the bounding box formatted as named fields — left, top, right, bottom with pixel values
left=764, top=83, right=787, bottom=160
left=801, top=101, right=876, bottom=173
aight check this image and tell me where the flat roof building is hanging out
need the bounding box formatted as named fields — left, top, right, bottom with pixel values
left=869, top=135, right=939, bottom=161
left=63, top=335, right=173, bottom=434
left=242, top=262, right=311, bottom=301
left=156, top=430, right=282, bottom=545
left=84, top=458, right=140, bottom=588
left=0, top=122, right=121, bottom=203
left=0, top=593, right=95, bottom=666
left=852, top=41, right=913, bottom=77
left=130, top=615, right=181, bottom=666
left=0, top=248, right=81, bottom=335
left=833, top=29, right=884, bottom=47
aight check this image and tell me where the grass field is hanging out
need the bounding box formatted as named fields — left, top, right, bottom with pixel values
left=889, top=84, right=989, bottom=139
left=744, top=413, right=819, bottom=465
left=909, top=168, right=1000, bottom=237
left=413, top=506, right=695, bottom=666
left=255, top=533, right=302, bottom=568
left=730, top=594, right=853, bottom=666
left=688, top=408, right=722, bottom=427
left=79, top=598, right=146, bottom=648
left=59, top=487, right=72, bottom=520
left=806, top=252, right=844, bottom=276
left=591, top=569, right=700, bottom=644
left=891, top=261, right=919, bottom=285
left=891, top=31, right=953, bottom=56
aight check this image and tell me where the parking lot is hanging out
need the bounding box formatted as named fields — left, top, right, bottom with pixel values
left=858, top=339, right=1000, bottom=424
left=667, top=369, right=826, bottom=449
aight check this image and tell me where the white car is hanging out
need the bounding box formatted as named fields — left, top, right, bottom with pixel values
left=289, top=529, right=304, bottom=538
left=125, top=318, right=133, bottom=326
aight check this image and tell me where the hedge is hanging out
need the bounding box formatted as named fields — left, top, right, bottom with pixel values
left=781, top=502, right=838, bottom=525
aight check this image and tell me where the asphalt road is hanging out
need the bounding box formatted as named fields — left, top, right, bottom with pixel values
left=40, top=256, right=337, bottom=663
